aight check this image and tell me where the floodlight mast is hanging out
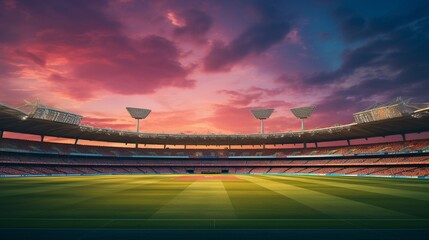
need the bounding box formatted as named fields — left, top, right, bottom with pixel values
left=250, top=109, right=274, bottom=134
left=126, top=107, right=151, bottom=147
left=290, top=106, right=316, bottom=132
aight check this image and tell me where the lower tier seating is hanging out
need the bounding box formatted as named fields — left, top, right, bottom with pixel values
left=1, top=151, right=429, bottom=177
left=1, top=165, right=428, bottom=176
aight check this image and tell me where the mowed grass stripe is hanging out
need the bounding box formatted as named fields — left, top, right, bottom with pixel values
left=0, top=175, right=164, bottom=197
left=151, top=180, right=236, bottom=219
left=0, top=175, right=165, bottom=206
left=50, top=175, right=196, bottom=219
left=0, top=175, right=194, bottom=220
left=300, top=175, right=429, bottom=193
left=262, top=175, right=429, bottom=218
left=0, top=177, right=109, bottom=197
left=0, top=176, right=144, bottom=217
left=49, top=176, right=173, bottom=209
left=0, top=177, right=197, bottom=228
left=273, top=175, right=429, bottom=202
left=223, top=176, right=330, bottom=220
left=241, top=175, right=410, bottom=220
left=320, top=175, right=429, bottom=187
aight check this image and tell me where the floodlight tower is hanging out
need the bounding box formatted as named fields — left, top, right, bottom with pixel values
left=126, top=107, right=151, bottom=133
left=290, top=106, right=316, bottom=132
left=250, top=109, right=274, bottom=134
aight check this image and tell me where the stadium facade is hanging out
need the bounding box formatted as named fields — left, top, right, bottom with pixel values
left=1, top=99, right=429, bottom=177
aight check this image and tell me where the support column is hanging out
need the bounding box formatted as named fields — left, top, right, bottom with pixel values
left=301, top=119, right=305, bottom=132
left=74, top=138, right=79, bottom=145
left=136, top=119, right=140, bottom=133
left=401, top=134, right=406, bottom=142
left=135, top=119, right=140, bottom=149
left=41, top=135, right=44, bottom=142
left=347, top=139, right=351, bottom=146
left=0, top=130, right=3, bottom=139
left=164, top=144, right=167, bottom=149
left=303, top=142, right=307, bottom=149
left=315, top=142, right=318, bottom=148
left=261, top=119, right=266, bottom=149
left=184, top=145, right=187, bottom=149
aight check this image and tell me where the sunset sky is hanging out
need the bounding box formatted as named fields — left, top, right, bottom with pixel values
left=1, top=0, right=428, bottom=134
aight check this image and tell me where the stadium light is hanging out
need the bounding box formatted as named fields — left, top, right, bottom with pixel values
left=290, top=106, right=316, bottom=132
left=250, top=109, right=274, bottom=134
left=126, top=107, right=151, bottom=133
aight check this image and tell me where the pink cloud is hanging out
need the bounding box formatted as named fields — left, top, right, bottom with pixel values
left=167, top=11, right=186, bottom=27
left=1, top=1, right=196, bottom=102
left=170, top=9, right=213, bottom=44
left=13, top=49, right=46, bottom=67
left=286, top=29, right=301, bottom=44
left=218, top=90, right=263, bottom=106
left=218, top=87, right=289, bottom=107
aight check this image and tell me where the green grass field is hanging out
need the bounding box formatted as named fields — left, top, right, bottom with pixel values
left=0, top=174, right=428, bottom=230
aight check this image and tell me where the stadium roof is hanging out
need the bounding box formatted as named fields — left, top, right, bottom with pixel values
left=1, top=103, right=429, bottom=145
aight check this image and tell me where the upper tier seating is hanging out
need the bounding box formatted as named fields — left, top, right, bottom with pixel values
left=1, top=138, right=428, bottom=158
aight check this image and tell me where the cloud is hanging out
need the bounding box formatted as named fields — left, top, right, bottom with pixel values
left=203, top=1, right=291, bottom=72
left=277, top=3, right=429, bottom=119
left=47, top=74, right=97, bottom=101
left=67, top=34, right=195, bottom=97
left=333, top=4, right=429, bottom=42
left=0, top=61, right=40, bottom=105
left=0, top=0, right=195, bottom=101
left=0, top=0, right=120, bottom=44
left=203, top=105, right=258, bottom=133
left=218, top=90, right=263, bottom=106
left=286, top=29, right=301, bottom=44
left=170, top=9, right=213, bottom=43
left=309, top=4, right=429, bottom=124
left=13, top=49, right=46, bottom=67
left=219, top=86, right=288, bottom=106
